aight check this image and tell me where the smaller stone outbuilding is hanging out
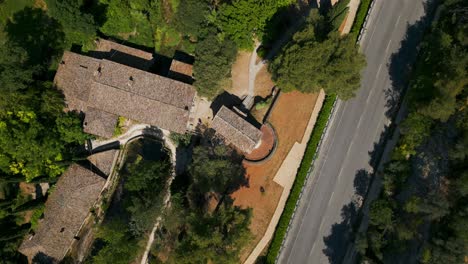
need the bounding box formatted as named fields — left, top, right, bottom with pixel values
left=92, top=38, right=155, bottom=70
left=18, top=164, right=106, bottom=263
left=211, top=106, right=263, bottom=154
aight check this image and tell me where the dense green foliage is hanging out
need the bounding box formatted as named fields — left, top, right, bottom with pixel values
left=0, top=3, right=88, bottom=262
left=172, top=0, right=209, bottom=38
left=216, top=0, right=294, bottom=50
left=151, top=145, right=252, bottom=263
left=91, top=220, right=140, bottom=264
left=270, top=10, right=366, bottom=100
left=358, top=1, right=468, bottom=263
left=46, top=0, right=97, bottom=49
left=91, top=143, right=172, bottom=262
left=266, top=95, right=336, bottom=263
left=193, top=32, right=238, bottom=99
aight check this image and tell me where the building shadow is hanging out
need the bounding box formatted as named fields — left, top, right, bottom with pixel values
left=210, top=91, right=243, bottom=114
left=319, top=0, right=333, bottom=15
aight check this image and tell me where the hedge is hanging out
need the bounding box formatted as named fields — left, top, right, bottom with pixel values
left=350, top=0, right=373, bottom=37
left=265, top=95, right=336, bottom=263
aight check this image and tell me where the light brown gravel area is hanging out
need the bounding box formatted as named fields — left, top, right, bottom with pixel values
left=230, top=51, right=251, bottom=97
left=254, top=66, right=275, bottom=98
left=232, top=91, right=319, bottom=262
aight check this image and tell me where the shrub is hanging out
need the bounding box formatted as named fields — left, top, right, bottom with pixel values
left=266, top=95, right=336, bottom=263
left=350, top=0, right=373, bottom=37
left=113, top=116, right=126, bottom=137
left=30, top=205, right=45, bottom=231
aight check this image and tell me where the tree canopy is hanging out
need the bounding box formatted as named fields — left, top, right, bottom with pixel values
left=217, top=0, right=293, bottom=50
left=193, top=32, right=238, bottom=99
left=46, top=0, right=97, bottom=49
left=359, top=1, right=468, bottom=262
left=270, top=10, right=366, bottom=99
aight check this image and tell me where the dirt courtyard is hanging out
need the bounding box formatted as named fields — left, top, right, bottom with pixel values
left=232, top=91, right=319, bottom=261
left=230, top=51, right=251, bottom=97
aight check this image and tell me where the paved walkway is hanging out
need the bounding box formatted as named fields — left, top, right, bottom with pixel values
left=244, top=90, right=325, bottom=264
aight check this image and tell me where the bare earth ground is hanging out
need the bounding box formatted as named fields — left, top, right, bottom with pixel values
left=229, top=51, right=251, bottom=97
left=254, top=66, right=276, bottom=98
left=232, top=91, right=319, bottom=262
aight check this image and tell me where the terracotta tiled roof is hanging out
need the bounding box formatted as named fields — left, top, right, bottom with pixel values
left=83, top=107, right=118, bottom=138
left=93, top=38, right=154, bottom=70
left=211, top=106, right=263, bottom=153
left=168, top=59, right=194, bottom=84
left=87, top=149, right=119, bottom=176
left=18, top=164, right=105, bottom=262
left=54, top=51, right=196, bottom=136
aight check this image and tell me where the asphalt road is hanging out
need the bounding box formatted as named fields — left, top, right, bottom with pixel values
left=277, top=0, right=429, bottom=263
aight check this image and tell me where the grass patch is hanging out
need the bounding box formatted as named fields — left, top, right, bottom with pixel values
left=0, top=0, right=34, bottom=39
left=30, top=204, right=45, bottom=231
left=265, top=95, right=336, bottom=263
left=0, top=0, right=34, bottom=24
left=350, top=0, right=373, bottom=37
left=113, top=116, right=126, bottom=137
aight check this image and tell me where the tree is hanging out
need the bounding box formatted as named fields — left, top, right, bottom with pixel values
left=397, top=112, right=433, bottom=157
left=124, top=159, right=171, bottom=195
left=270, top=11, right=365, bottom=99
left=189, top=145, right=245, bottom=196
left=46, top=0, right=97, bottom=48
left=0, top=44, right=36, bottom=94
left=217, top=0, right=294, bottom=49
left=193, top=32, right=237, bottom=99
left=122, top=158, right=172, bottom=236
left=99, top=0, right=155, bottom=47
left=171, top=200, right=251, bottom=264
left=92, top=220, right=140, bottom=264
left=5, top=7, right=65, bottom=66
left=173, top=0, right=210, bottom=38
left=369, top=199, right=394, bottom=230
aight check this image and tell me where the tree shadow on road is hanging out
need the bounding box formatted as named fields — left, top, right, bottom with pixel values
left=323, top=201, right=359, bottom=263
left=385, top=1, right=437, bottom=119
left=322, top=2, right=438, bottom=263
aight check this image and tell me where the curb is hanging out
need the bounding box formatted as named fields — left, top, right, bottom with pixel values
left=275, top=98, right=339, bottom=263
left=274, top=0, right=377, bottom=261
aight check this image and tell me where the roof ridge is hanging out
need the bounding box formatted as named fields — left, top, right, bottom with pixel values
left=216, top=107, right=258, bottom=143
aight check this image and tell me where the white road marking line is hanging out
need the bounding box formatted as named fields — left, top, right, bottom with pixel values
left=395, top=14, right=402, bottom=27
left=385, top=39, right=393, bottom=55
left=366, top=63, right=384, bottom=105
left=328, top=191, right=336, bottom=207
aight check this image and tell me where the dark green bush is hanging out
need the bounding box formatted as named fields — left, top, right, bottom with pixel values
left=351, top=0, right=373, bottom=37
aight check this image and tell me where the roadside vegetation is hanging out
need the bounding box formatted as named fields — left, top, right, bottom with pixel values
left=269, top=7, right=366, bottom=100
left=357, top=0, right=467, bottom=263
left=350, top=0, right=373, bottom=37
